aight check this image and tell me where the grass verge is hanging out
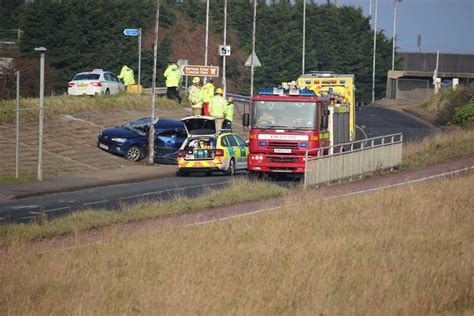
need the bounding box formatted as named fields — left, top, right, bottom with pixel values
left=402, top=128, right=474, bottom=168
left=0, top=178, right=285, bottom=246
left=0, top=94, right=186, bottom=123
left=0, top=173, right=37, bottom=185
left=1, top=173, right=472, bottom=314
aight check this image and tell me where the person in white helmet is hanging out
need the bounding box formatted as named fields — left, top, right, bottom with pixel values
left=188, top=77, right=203, bottom=116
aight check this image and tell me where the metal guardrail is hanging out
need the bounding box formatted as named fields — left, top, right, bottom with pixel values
left=304, top=133, right=403, bottom=188
left=143, top=87, right=167, bottom=95
left=227, top=93, right=250, bottom=102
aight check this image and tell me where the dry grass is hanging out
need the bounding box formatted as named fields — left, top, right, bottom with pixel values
left=403, top=128, right=474, bottom=168
left=1, top=173, right=473, bottom=315
left=0, top=94, right=187, bottom=123
left=0, top=178, right=285, bottom=246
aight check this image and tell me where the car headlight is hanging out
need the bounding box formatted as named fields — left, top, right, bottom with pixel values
left=111, top=137, right=127, bottom=143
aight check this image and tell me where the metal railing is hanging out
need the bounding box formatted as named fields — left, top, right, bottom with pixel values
left=304, top=133, right=403, bottom=188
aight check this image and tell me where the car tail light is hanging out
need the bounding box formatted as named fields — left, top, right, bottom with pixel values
left=90, top=82, right=102, bottom=87
left=67, top=82, right=75, bottom=88
left=213, top=149, right=224, bottom=157
left=177, top=150, right=186, bottom=157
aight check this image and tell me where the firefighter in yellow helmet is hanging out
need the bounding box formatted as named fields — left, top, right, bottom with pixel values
left=163, top=62, right=182, bottom=103
left=188, top=77, right=203, bottom=116
left=209, top=87, right=226, bottom=130
left=223, top=97, right=234, bottom=131
left=117, top=65, right=136, bottom=90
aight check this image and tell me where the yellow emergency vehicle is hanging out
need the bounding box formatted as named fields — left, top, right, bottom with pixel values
left=177, top=117, right=248, bottom=176
left=297, top=72, right=356, bottom=141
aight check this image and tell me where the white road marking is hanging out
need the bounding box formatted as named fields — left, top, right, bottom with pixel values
left=83, top=200, right=108, bottom=206
left=187, top=165, right=474, bottom=227
left=184, top=206, right=282, bottom=227
left=61, top=114, right=102, bottom=128
left=356, top=125, right=368, bottom=139
left=44, top=206, right=71, bottom=213
left=11, top=205, right=39, bottom=210
left=118, top=181, right=230, bottom=201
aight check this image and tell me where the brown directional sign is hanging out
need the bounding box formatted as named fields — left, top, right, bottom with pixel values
left=181, top=65, right=219, bottom=77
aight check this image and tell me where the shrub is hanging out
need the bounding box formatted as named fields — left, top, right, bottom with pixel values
left=452, top=98, right=474, bottom=127
left=436, top=84, right=474, bottom=125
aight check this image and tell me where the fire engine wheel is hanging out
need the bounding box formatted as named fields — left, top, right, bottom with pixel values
left=226, top=158, right=236, bottom=177
left=125, top=146, right=143, bottom=162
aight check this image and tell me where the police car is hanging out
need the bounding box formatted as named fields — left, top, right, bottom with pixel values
left=176, top=117, right=248, bottom=176
left=67, top=69, right=124, bottom=96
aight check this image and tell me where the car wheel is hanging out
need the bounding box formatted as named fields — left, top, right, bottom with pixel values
left=125, top=146, right=143, bottom=162
left=105, top=88, right=110, bottom=96
left=226, top=158, right=236, bottom=177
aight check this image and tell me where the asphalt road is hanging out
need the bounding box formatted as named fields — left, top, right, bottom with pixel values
left=0, top=105, right=435, bottom=223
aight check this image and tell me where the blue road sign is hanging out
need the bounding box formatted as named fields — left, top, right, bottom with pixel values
left=123, top=28, right=140, bottom=37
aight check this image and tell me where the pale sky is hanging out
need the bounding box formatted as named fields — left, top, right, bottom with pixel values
left=314, top=0, right=474, bottom=54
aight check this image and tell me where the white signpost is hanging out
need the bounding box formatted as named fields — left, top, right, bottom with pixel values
left=245, top=51, right=261, bottom=67
left=123, top=28, right=142, bottom=86
left=219, top=45, right=231, bottom=56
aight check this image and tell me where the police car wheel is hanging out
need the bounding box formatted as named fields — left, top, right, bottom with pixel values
left=226, top=159, right=236, bottom=176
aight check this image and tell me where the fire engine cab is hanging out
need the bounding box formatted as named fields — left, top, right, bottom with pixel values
left=242, top=84, right=352, bottom=176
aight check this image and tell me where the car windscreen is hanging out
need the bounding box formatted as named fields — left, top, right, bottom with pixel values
left=73, top=74, right=100, bottom=81
left=124, top=118, right=153, bottom=135
left=251, top=101, right=317, bottom=130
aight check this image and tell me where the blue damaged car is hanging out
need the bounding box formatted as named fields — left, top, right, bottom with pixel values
left=97, top=117, right=187, bottom=164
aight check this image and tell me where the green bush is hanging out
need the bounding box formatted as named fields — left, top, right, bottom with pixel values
left=436, top=84, right=474, bottom=125
left=452, top=98, right=474, bottom=127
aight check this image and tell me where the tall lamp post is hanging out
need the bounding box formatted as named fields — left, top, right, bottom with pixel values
left=148, top=0, right=161, bottom=164
left=392, top=0, right=402, bottom=71
left=371, top=0, right=378, bottom=104
left=222, top=0, right=228, bottom=97
left=250, top=0, right=257, bottom=97
left=204, top=0, right=210, bottom=84
left=34, top=47, right=46, bottom=181
left=302, top=0, right=306, bottom=75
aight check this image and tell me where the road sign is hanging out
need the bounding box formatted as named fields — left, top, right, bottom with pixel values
left=245, top=52, right=261, bottom=67
left=123, top=28, right=140, bottom=37
left=181, top=65, right=219, bottom=77
left=219, top=45, right=231, bottom=56
left=177, top=59, right=188, bottom=67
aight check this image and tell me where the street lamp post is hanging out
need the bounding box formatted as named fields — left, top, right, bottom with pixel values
left=250, top=0, right=257, bottom=98
left=148, top=0, right=161, bottom=165
left=222, top=0, right=228, bottom=97
left=392, top=0, right=402, bottom=71
left=204, top=0, right=210, bottom=84
left=371, top=0, right=378, bottom=104
left=34, top=47, right=46, bottom=181
left=302, top=0, right=306, bottom=75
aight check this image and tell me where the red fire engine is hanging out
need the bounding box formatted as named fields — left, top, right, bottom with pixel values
left=242, top=86, right=351, bottom=176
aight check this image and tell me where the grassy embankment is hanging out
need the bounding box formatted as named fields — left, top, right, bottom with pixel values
left=0, top=179, right=285, bottom=245
left=0, top=93, right=186, bottom=123
left=1, top=172, right=473, bottom=314
left=1, top=126, right=474, bottom=244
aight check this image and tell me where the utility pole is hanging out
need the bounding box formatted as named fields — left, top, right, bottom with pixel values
left=392, top=0, right=401, bottom=71
left=148, top=0, right=161, bottom=165
left=371, top=0, right=378, bottom=104
left=302, top=0, right=306, bottom=75
left=15, top=71, right=20, bottom=179
left=250, top=0, right=257, bottom=97
left=34, top=47, right=47, bottom=181
left=138, top=28, right=142, bottom=87
left=204, top=0, right=210, bottom=84
left=222, top=0, right=228, bottom=97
